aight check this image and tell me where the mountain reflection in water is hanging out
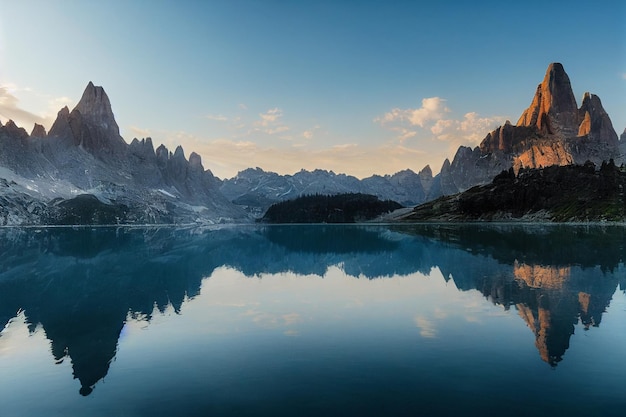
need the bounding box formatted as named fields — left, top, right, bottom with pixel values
left=0, top=224, right=624, bottom=401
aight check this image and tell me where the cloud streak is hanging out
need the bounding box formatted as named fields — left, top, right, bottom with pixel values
left=205, top=114, right=229, bottom=122
left=251, top=107, right=290, bottom=137
left=0, top=86, right=47, bottom=128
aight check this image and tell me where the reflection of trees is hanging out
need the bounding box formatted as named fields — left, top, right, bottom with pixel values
left=0, top=224, right=622, bottom=395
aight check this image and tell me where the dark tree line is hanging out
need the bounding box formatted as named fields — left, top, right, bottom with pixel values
left=260, top=193, right=403, bottom=223
left=460, top=160, right=626, bottom=221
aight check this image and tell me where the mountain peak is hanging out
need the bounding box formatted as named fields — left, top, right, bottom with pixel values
left=517, top=62, right=578, bottom=136
left=577, top=91, right=618, bottom=146
left=49, top=82, right=128, bottom=156
left=74, top=82, right=117, bottom=130
left=30, top=123, right=47, bottom=138
left=1, top=120, right=29, bottom=140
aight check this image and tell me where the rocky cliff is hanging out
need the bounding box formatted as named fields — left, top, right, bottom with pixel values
left=434, top=63, right=622, bottom=197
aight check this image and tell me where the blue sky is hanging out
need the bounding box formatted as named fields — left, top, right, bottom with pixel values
left=1, top=0, right=624, bottom=178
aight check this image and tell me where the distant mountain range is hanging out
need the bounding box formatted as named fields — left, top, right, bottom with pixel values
left=219, top=166, right=435, bottom=216
left=0, top=63, right=623, bottom=225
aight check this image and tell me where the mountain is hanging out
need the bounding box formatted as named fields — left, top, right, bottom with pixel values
left=220, top=63, right=622, bottom=214
left=220, top=166, right=433, bottom=217
left=0, top=83, right=248, bottom=225
left=1, top=64, right=621, bottom=225
left=433, top=63, right=623, bottom=197
left=400, top=161, right=626, bottom=222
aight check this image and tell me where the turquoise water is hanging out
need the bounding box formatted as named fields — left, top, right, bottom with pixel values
left=0, top=224, right=624, bottom=416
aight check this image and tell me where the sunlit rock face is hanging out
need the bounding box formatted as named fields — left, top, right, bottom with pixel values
left=512, top=142, right=574, bottom=172
left=433, top=63, right=621, bottom=197
left=513, top=262, right=570, bottom=290
left=517, top=63, right=579, bottom=137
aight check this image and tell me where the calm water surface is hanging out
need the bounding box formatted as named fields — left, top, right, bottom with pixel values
left=0, top=224, right=624, bottom=416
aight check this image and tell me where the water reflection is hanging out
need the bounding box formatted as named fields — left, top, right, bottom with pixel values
left=394, top=224, right=624, bottom=366
left=0, top=224, right=624, bottom=396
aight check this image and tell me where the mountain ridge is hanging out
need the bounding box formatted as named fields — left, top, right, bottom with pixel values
left=0, top=63, right=623, bottom=224
left=0, top=83, right=247, bottom=225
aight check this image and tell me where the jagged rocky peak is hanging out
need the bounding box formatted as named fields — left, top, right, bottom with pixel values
left=621, top=128, right=626, bottom=142
left=577, top=92, right=618, bottom=146
left=1, top=120, right=29, bottom=140
left=418, top=165, right=434, bottom=194
left=74, top=81, right=119, bottom=133
left=30, top=123, right=47, bottom=138
left=189, top=151, right=203, bottom=171
left=129, top=137, right=157, bottom=165
left=419, top=165, right=432, bottom=177
left=48, top=83, right=127, bottom=156
left=517, top=62, right=579, bottom=137
left=130, top=137, right=155, bottom=153
left=48, top=106, right=71, bottom=139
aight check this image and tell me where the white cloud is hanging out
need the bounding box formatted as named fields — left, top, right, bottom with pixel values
left=205, top=114, right=229, bottom=122
left=258, top=108, right=283, bottom=126
left=266, top=125, right=289, bottom=135
left=302, top=124, right=322, bottom=140
left=430, top=119, right=455, bottom=136
left=251, top=107, right=291, bottom=136
left=430, top=112, right=504, bottom=144
left=409, top=97, right=449, bottom=127
left=376, top=97, right=449, bottom=128
left=377, top=97, right=505, bottom=147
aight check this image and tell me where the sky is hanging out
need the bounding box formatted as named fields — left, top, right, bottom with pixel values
left=0, top=0, right=624, bottom=179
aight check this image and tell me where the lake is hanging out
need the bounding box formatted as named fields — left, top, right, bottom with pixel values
left=0, top=224, right=624, bottom=416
